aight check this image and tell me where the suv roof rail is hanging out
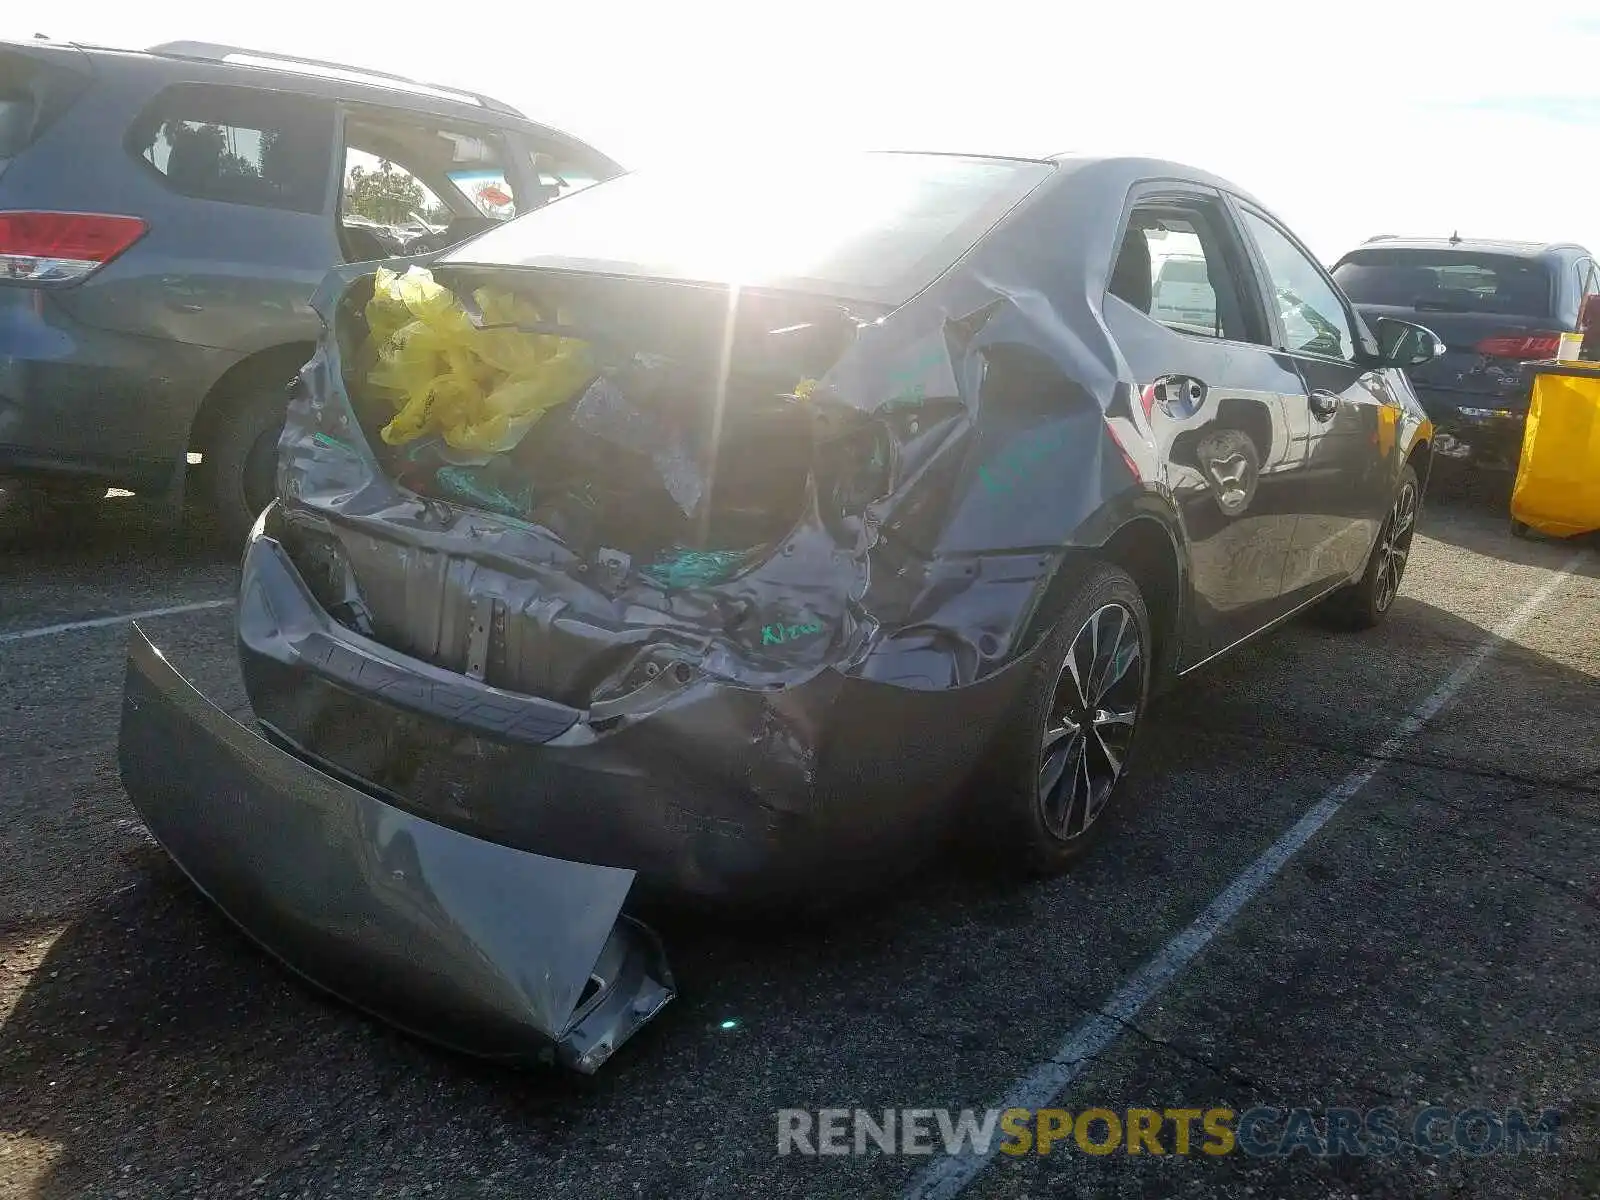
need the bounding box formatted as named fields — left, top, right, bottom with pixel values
left=1363, top=233, right=1398, bottom=241
left=145, top=41, right=525, bottom=117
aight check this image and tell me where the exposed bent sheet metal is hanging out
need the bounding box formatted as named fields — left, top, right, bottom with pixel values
left=116, top=623, right=673, bottom=1072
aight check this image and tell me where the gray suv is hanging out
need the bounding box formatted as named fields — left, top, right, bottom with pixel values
left=0, top=37, right=621, bottom=542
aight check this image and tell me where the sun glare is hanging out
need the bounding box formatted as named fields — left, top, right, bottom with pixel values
left=634, top=161, right=930, bottom=284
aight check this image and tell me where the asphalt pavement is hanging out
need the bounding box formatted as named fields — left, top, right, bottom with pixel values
left=0, top=473, right=1596, bottom=1200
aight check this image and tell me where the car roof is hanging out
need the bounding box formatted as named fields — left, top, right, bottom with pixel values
left=1342, top=235, right=1592, bottom=261
left=4, top=36, right=615, bottom=164
left=876, top=150, right=1267, bottom=205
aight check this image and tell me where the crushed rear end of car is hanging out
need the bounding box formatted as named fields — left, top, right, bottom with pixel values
left=238, top=251, right=1047, bottom=907
left=116, top=152, right=1160, bottom=1069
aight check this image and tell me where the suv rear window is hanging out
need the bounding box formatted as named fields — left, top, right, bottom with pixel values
left=127, top=84, right=334, bottom=214
left=443, top=152, right=1055, bottom=304
left=1332, top=249, right=1553, bottom=318
left=0, top=90, right=32, bottom=158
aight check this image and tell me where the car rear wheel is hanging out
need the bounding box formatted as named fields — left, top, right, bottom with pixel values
left=970, top=561, right=1152, bottom=876
left=1318, top=461, right=1420, bottom=630
left=203, top=390, right=288, bottom=551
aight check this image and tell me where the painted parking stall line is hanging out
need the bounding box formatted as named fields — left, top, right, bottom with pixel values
left=0, top=599, right=235, bottom=646
left=904, top=550, right=1590, bottom=1200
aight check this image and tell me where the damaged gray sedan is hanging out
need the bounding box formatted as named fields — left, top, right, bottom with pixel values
left=119, top=150, right=1439, bottom=1070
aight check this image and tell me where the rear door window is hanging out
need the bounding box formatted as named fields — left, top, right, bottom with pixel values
left=1332, top=249, right=1554, bottom=318
left=1107, top=203, right=1255, bottom=342
left=128, top=84, right=335, bottom=214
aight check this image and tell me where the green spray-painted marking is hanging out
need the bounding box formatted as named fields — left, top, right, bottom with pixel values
left=312, top=431, right=358, bottom=454
left=761, top=620, right=825, bottom=646
left=643, top=547, right=754, bottom=590
left=433, top=466, right=534, bottom=518
left=978, top=424, right=1075, bottom=494
left=883, top=341, right=950, bottom=405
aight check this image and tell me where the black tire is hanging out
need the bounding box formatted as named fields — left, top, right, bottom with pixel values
left=1509, top=519, right=1532, bottom=540
left=202, top=389, right=288, bottom=550
left=968, top=561, right=1152, bottom=877
left=1317, top=461, right=1421, bottom=631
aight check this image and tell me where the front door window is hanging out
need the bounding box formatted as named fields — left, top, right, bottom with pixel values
left=1239, top=209, right=1357, bottom=361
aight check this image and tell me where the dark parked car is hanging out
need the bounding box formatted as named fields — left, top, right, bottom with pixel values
left=119, top=151, right=1439, bottom=1071
left=0, top=37, right=620, bottom=541
left=1331, top=235, right=1599, bottom=469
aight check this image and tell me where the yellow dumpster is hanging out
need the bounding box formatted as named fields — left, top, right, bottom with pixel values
left=1511, top=362, right=1600, bottom=538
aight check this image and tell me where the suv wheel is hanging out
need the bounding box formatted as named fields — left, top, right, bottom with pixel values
left=204, top=390, right=287, bottom=549
left=969, top=561, right=1152, bottom=876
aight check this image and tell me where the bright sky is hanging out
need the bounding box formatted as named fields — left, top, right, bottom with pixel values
left=8, top=1, right=1600, bottom=263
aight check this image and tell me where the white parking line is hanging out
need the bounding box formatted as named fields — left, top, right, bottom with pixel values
left=904, top=550, right=1588, bottom=1200
left=0, top=599, right=235, bottom=646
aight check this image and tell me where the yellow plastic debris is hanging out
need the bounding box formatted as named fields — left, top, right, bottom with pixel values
left=1512, top=364, right=1600, bottom=538
left=361, top=265, right=593, bottom=453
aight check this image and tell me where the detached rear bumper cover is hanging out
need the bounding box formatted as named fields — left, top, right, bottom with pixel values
left=117, top=624, right=673, bottom=1073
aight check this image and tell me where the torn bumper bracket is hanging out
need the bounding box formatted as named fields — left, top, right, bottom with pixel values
left=116, top=624, right=674, bottom=1073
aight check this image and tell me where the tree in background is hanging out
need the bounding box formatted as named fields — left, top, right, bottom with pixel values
left=161, top=121, right=262, bottom=183
left=346, top=160, right=425, bottom=225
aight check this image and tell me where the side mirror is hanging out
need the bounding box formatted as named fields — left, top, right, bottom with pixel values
left=1372, top=316, right=1445, bottom=368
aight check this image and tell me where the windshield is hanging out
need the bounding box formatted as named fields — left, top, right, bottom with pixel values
left=442, top=152, right=1056, bottom=304
left=1332, top=249, right=1553, bottom=317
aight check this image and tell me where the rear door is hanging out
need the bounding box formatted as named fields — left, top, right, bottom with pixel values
left=1233, top=203, right=1394, bottom=603
left=1102, top=184, right=1309, bottom=662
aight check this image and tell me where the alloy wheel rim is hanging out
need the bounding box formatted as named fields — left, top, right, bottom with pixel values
left=1037, top=603, right=1145, bottom=841
left=1375, top=482, right=1417, bottom=612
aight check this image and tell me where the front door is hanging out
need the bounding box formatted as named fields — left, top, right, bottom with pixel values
left=1233, top=204, right=1395, bottom=605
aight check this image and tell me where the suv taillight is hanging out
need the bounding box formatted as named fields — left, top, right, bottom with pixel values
left=0, top=211, right=148, bottom=284
left=1474, top=332, right=1561, bottom=359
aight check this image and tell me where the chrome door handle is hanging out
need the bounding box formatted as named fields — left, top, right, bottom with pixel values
left=1308, top=389, right=1340, bottom=419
